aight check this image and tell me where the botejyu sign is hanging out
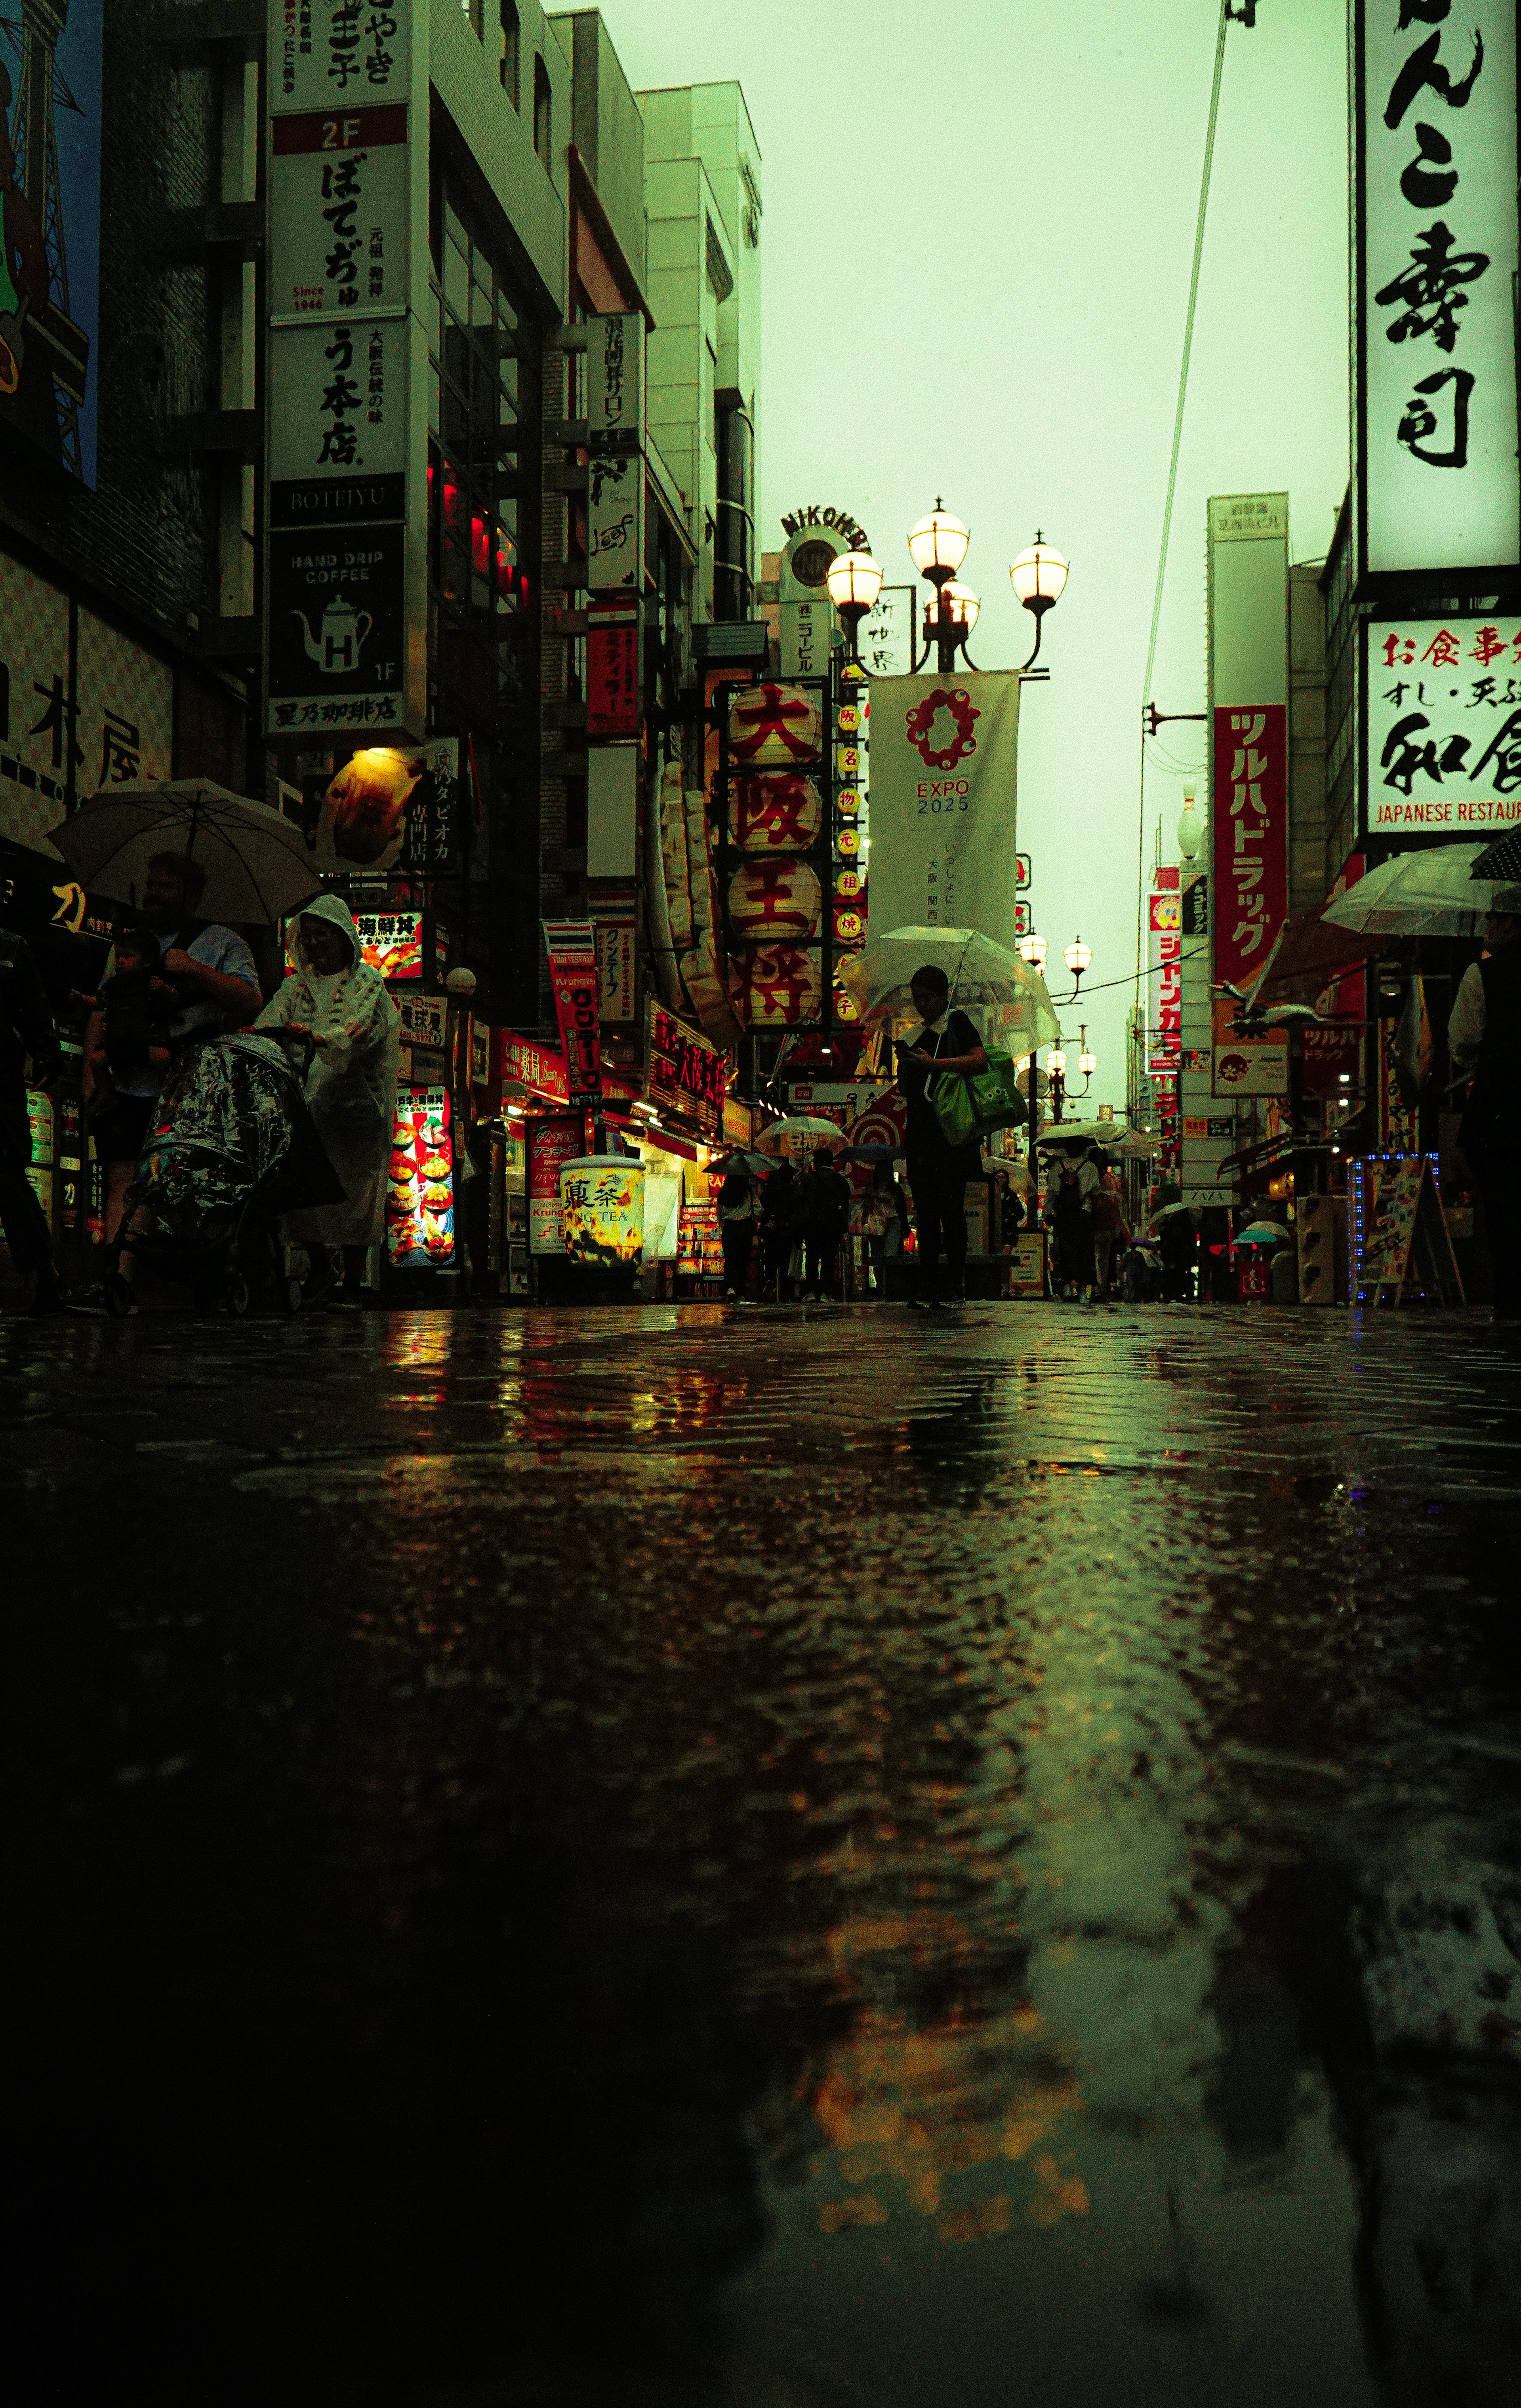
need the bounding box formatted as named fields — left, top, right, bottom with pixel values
left=864, top=671, right=1021, bottom=944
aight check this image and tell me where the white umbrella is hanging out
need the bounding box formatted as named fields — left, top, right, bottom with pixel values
left=1034, top=1118, right=1134, bottom=1150
left=839, top=924, right=1062, bottom=1053
left=755, top=1115, right=845, bottom=1156
left=47, top=780, right=320, bottom=925
left=1321, top=843, right=1521, bottom=939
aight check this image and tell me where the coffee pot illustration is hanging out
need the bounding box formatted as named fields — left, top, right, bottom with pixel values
left=292, top=593, right=372, bottom=675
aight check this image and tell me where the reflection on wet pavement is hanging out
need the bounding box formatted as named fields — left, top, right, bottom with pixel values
left=8, top=1303, right=1521, bottom=2406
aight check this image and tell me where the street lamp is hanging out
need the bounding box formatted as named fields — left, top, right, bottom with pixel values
left=1009, top=533, right=1069, bottom=671
left=1018, top=930, right=1048, bottom=973
left=1077, top=1025, right=1096, bottom=1092
left=1046, top=1046, right=1068, bottom=1125
left=825, top=549, right=883, bottom=662
left=1062, top=935, right=1091, bottom=999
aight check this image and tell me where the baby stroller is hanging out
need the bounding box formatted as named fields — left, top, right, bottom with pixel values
left=102, top=1031, right=345, bottom=1317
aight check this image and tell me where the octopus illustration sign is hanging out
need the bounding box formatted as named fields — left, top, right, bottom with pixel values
left=864, top=670, right=1022, bottom=944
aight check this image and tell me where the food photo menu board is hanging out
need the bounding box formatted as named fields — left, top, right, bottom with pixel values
left=387, top=1086, right=454, bottom=1268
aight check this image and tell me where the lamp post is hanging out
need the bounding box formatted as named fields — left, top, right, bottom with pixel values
left=1062, top=935, right=1092, bottom=996
left=825, top=549, right=884, bottom=662
left=1018, top=930, right=1048, bottom=975
left=1077, top=1028, right=1096, bottom=1095
left=1046, top=1047, right=1068, bottom=1125
left=908, top=503, right=1067, bottom=676
left=1010, top=533, right=1069, bottom=671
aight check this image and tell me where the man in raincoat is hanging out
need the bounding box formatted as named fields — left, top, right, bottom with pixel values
left=255, top=896, right=400, bottom=1305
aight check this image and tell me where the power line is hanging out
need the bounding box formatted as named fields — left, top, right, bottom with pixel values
left=1134, top=1, right=1235, bottom=1015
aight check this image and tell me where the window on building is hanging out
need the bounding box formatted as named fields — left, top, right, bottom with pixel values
left=499, top=2, right=520, bottom=108
left=714, top=390, right=753, bottom=623
left=426, top=173, right=541, bottom=768
left=461, top=0, right=483, bottom=38
left=704, top=217, right=734, bottom=304
left=533, top=54, right=552, bottom=169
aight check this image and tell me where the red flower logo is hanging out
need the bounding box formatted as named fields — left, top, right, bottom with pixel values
left=905, top=687, right=980, bottom=770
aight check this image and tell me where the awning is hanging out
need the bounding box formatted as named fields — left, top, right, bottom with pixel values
left=1246, top=913, right=1383, bottom=1012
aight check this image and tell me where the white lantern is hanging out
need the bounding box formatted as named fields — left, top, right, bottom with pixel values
left=825, top=551, right=884, bottom=612
left=1018, top=931, right=1048, bottom=971
left=1009, top=537, right=1069, bottom=610
left=907, top=503, right=970, bottom=583
left=942, top=580, right=980, bottom=631
left=1063, top=935, right=1092, bottom=978
left=1046, top=1049, right=1068, bottom=1076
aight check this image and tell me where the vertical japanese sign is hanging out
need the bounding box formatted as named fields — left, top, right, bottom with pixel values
left=586, top=596, right=640, bottom=735
left=265, top=1, right=427, bottom=738
left=542, top=919, right=603, bottom=1109
left=0, top=0, right=101, bottom=488
left=1211, top=704, right=1287, bottom=991
left=865, top=671, right=1022, bottom=943
left=587, top=313, right=644, bottom=593
left=1357, top=0, right=1519, bottom=575
left=1147, top=876, right=1181, bottom=1080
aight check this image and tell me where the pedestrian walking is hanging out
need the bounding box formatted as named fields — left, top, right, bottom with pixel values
left=0, top=921, right=67, bottom=1315
left=898, top=963, right=987, bottom=1308
left=796, top=1144, right=853, bottom=1302
left=760, top=1157, right=798, bottom=1301
left=1044, top=1152, right=1098, bottom=1300
left=860, top=1160, right=907, bottom=1294
left=992, top=1166, right=1024, bottom=1249
left=1450, top=907, right=1521, bottom=1323
left=717, top=1170, right=756, bottom=1301
left=254, top=895, right=400, bottom=1307
left=83, top=851, right=260, bottom=1252
left=1158, top=1205, right=1199, bottom=1302
left=1090, top=1165, right=1129, bottom=1298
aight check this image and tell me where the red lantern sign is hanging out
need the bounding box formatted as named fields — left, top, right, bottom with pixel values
left=728, top=944, right=822, bottom=1027
left=727, top=857, right=821, bottom=942
left=732, top=771, right=823, bottom=853
left=728, top=683, right=823, bottom=767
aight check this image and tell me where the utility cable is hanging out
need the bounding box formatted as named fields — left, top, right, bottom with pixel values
left=1135, top=1, right=1233, bottom=1014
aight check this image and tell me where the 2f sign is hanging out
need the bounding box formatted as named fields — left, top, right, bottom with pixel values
left=1359, top=0, right=1521, bottom=572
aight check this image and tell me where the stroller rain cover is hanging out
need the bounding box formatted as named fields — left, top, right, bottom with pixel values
left=133, top=1035, right=345, bottom=1245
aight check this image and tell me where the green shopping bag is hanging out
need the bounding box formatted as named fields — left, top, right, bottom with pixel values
left=929, top=1045, right=1028, bottom=1147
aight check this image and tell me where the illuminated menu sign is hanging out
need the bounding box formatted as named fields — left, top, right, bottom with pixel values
left=356, top=911, right=423, bottom=979
left=644, top=999, right=726, bottom=1143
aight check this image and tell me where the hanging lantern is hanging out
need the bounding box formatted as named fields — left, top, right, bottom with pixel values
left=833, top=906, right=865, bottom=948
left=836, top=823, right=860, bottom=858
left=727, top=682, right=823, bottom=766
left=727, top=858, right=821, bottom=942
left=835, top=866, right=862, bottom=900
left=728, top=944, right=822, bottom=1027
left=732, top=771, right=823, bottom=853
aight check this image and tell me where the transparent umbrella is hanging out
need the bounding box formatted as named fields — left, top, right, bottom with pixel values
left=1321, top=843, right=1521, bottom=939
left=839, top=925, right=1062, bottom=1053
left=755, top=1115, right=845, bottom=1156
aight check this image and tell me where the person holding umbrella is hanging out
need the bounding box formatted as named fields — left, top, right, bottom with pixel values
left=1449, top=907, right=1521, bottom=1324
left=84, top=852, right=261, bottom=1249
left=898, top=963, right=987, bottom=1309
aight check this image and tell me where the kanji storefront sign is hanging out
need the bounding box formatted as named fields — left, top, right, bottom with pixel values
left=1147, top=879, right=1182, bottom=1081
left=1367, top=614, right=1521, bottom=832
left=1357, top=0, right=1519, bottom=575
left=271, top=0, right=416, bottom=111
left=543, top=920, right=603, bottom=1110
left=269, top=105, right=410, bottom=320
left=587, top=599, right=640, bottom=736
left=645, top=1000, right=726, bottom=1142
left=1211, top=704, right=1287, bottom=992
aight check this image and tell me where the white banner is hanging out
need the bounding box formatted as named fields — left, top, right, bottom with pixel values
left=863, top=670, right=1020, bottom=942
left=1359, top=0, right=1519, bottom=572
left=270, top=106, right=411, bottom=321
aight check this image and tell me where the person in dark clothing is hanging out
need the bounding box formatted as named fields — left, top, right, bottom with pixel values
left=0, top=923, right=66, bottom=1314
left=796, top=1144, right=853, bottom=1302
left=717, top=1171, right=756, bottom=1301
left=1158, top=1205, right=1199, bottom=1302
left=993, top=1167, right=1024, bottom=1249
left=85, top=923, right=176, bottom=1168
left=759, top=1157, right=798, bottom=1300
left=1450, top=909, right=1521, bottom=1322
left=897, top=964, right=987, bottom=1308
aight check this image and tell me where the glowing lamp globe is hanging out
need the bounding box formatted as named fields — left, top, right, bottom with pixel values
left=908, top=504, right=970, bottom=585
left=1063, top=936, right=1092, bottom=977
left=1046, top=1049, right=1068, bottom=1076
left=942, top=580, right=980, bottom=632
left=1010, top=537, right=1069, bottom=611
left=825, top=551, right=883, bottom=613
left=1078, top=1050, right=1098, bottom=1077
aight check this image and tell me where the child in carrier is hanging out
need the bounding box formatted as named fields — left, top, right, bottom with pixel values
left=84, top=923, right=176, bottom=1167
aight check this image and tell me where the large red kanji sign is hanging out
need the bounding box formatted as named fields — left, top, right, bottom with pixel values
left=1212, top=704, right=1287, bottom=993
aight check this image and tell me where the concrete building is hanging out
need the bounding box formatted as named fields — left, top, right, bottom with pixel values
left=638, top=83, right=762, bottom=624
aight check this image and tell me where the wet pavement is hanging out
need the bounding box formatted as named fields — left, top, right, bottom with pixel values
left=9, top=1299, right=1521, bottom=2407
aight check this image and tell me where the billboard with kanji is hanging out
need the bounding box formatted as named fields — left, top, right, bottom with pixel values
left=1212, top=704, right=1287, bottom=993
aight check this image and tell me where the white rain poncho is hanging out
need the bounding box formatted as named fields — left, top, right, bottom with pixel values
left=254, top=894, right=400, bottom=1248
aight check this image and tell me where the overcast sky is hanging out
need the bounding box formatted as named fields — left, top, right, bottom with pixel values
left=599, top=0, right=1349, bottom=1096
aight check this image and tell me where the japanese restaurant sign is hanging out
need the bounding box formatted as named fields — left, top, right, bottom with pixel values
left=1211, top=704, right=1287, bottom=992
left=645, top=999, right=726, bottom=1143
left=1357, top=0, right=1519, bottom=574
left=1367, top=614, right=1521, bottom=832
left=501, top=1030, right=570, bottom=1104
